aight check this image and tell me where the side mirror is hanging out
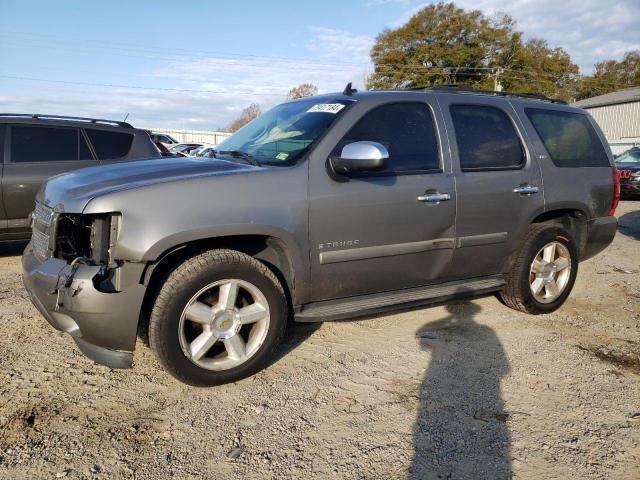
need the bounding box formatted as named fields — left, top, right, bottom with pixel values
left=330, top=141, right=388, bottom=176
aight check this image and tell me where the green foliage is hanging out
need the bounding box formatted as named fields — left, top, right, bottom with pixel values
left=368, top=3, right=520, bottom=89
left=366, top=1, right=640, bottom=102
left=577, top=51, right=640, bottom=100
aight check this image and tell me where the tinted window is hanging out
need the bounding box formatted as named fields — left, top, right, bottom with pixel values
left=450, top=105, right=524, bottom=170
left=616, top=148, right=640, bottom=164
left=334, top=103, right=440, bottom=173
left=11, top=126, right=80, bottom=162
left=0, top=125, right=5, bottom=163
left=525, top=108, right=609, bottom=168
left=79, top=132, right=93, bottom=160
left=87, top=129, right=133, bottom=159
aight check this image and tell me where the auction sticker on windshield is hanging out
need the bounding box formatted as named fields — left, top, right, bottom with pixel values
left=307, top=104, right=345, bottom=114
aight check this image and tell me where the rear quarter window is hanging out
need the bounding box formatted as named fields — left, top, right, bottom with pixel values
left=86, top=129, right=134, bottom=160
left=525, top=108, right=609, bottom=168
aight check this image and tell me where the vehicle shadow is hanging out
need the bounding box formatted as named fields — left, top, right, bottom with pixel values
left=409, top=301, right=511, bottom=479
left=0, top=240, right=28, bottom=258
left=618, top=209, right=640, bottom=241
left=267, top=321, right=321, bottom=367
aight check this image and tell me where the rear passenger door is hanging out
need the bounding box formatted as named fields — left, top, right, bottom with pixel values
left=2, top=124, right=99, bottom=234
left=437, top=96, right=545, bottom=279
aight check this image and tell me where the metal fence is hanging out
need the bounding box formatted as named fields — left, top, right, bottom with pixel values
left=147, top=128, right=232, bottom=145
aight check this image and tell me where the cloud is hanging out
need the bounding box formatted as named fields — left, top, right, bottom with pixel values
left=306, top=26, right=374, bottom=62
left=404, top=0, right=640, bottom=72
left=363, top=0, right=410, bottom=7
left=0, top=27, right=374, bottom=131
left=0, top=85, right=265, bottom=131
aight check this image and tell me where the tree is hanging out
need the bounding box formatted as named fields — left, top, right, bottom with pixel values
left=287, top=83, right=318, bottom=100
left=366, top=2, right=580, bottom=101
left=367, top=3, right=519, bottom=89
left=577, top=50, right=640, bottom=100
left=497, top=39, right=580, bottom=101
left=226, top=103, right=261, bottom=133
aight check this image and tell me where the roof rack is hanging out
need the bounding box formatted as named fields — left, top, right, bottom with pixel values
left=0, top=113, right=133, bottom=128
left=406, top=84, right=567, bottom=104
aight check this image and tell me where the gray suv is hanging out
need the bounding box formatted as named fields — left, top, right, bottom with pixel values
left=0, top=114, right=160, bottom=240
left=22, top=87, right=619, bottom=386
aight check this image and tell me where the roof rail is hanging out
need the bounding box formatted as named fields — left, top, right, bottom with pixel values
left=406, top=84, right=567, bottom=104
left=0, top=113, right=133, bottom=128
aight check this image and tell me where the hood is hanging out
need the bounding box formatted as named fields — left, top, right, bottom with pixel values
left=615, top=162, right=640, bottom=171
left=38, top=157, right=261, bottom=212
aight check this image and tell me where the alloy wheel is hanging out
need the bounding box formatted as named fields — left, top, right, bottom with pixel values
left=178, top=279, right=270, bottom=371
left=529, top=241, right=572, bottom=304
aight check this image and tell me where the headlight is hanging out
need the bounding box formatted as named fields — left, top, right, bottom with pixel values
left=55, top=213, right=121, bottom=266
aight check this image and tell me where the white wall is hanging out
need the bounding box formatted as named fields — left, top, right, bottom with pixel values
left=585, top=102, right=640, bottom=142
left=147, top=128, right=232, bottom=145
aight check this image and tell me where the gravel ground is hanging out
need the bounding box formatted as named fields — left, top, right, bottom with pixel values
left=0, top=201, right=638, bottom=480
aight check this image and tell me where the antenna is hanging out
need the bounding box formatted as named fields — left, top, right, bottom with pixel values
left=123, top=113, right=130, bottom=122
left=343, top=82, right=358, bottom=96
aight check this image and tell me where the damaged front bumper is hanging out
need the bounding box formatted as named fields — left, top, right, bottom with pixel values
left=22, top=241, right=147, bottom=369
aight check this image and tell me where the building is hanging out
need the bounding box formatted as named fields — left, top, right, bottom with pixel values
left=573, top=86, right=640, bottom=155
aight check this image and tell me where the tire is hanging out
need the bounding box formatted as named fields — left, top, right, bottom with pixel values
left=148, top=249, right=287, bottom=386
left=499, top=224, right=578, bottom=315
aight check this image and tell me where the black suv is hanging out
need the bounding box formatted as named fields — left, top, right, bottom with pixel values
left=0, top=114, right=160, bottom=240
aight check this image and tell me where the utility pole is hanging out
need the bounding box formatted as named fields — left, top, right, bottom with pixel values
left=492, top=67, right=504, bottom=92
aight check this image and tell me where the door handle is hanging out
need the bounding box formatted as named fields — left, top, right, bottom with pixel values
left=417, top=192, right=451, bottom=203
left=513, top=185, right=539, bottom=195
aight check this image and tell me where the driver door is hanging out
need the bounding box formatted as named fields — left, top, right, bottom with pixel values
left=308, top=98, right=456, bottom=302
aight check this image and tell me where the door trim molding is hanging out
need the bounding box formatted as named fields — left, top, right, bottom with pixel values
left=319, top=238, right=455, bottom=265
left=457, top=232, right=508, bottom=248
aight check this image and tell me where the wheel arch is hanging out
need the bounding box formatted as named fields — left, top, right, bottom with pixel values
left=137, top=233, right=305, bottom=344
left=531, top=208, right=589, bottom=259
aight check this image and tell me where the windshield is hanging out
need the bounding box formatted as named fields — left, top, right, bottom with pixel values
left=215, top=98, right=352, bottom=165
left=616, top=149, right=640, bottom=164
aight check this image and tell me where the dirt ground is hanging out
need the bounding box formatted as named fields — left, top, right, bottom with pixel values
left=0, top=201, right=638, bottom=480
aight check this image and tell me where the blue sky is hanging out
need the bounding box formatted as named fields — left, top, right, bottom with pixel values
left=1, top=0, right=639, bottom=130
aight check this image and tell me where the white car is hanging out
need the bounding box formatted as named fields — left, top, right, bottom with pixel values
left=194, top=145, right=217, bottom=157
left=169, top=143, right=203, bottom=156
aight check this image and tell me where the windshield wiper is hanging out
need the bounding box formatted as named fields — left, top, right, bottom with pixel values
left=215, top=150, right=260, bottom=167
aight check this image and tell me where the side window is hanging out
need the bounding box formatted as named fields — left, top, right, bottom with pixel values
left=10, top=125, right=80, bottom=162
left=333, top=103, right=440, bottom=174
left=0, top=125, right=5, bottom=163
left=524, top=108, right=609, bottom=168
left=79, top=132, right=93, bottom=160
left=450, top=104, right=525, bottom=170
left=86, top=129, right=134, bottom=160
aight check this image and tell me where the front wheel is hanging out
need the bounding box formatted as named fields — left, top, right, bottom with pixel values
left=499, top=224, right=578, bottom=314
left=148, top=249, right=287, bottom=386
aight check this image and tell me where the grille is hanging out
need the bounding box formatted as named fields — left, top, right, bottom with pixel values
left=32, top=229, right=50, bottom=260
left=33, top=203, right=55, bottom=226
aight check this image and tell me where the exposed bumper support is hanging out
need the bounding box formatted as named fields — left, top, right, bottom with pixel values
left=22, top=241, right=147, bottom=368
left=73, top=337, right=133, bottom=369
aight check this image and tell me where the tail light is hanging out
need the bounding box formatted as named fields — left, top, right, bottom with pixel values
left=609, top=167, right=620, bottom=216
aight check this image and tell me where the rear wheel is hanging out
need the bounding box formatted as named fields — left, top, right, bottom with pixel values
left=500, top=224, right=578, bottom=314
left=148, top=249, right=287, bottom=386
